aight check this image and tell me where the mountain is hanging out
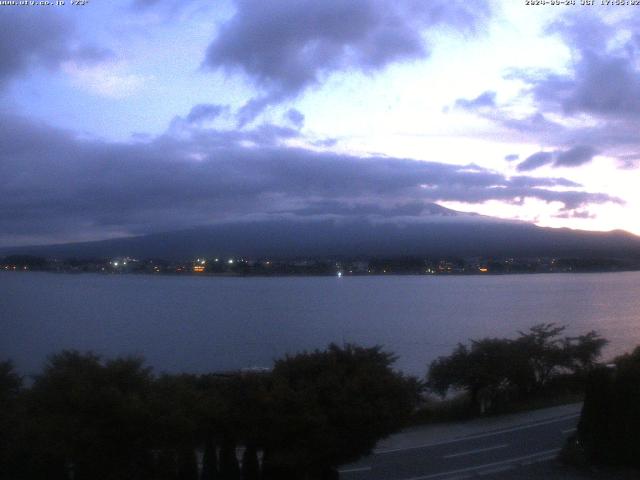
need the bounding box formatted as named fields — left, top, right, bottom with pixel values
left=3, top=208, right=640, bottom=261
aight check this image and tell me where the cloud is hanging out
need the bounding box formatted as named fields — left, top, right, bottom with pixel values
left=497, top=15, right=640, bottom=167
left=517, top=152, right=554, bottom=172
left=131, top=0, right=164, bottom=8
left=533, top=16, right=640, bottom=118
left=128, top=0, right=215, bottom=26
left=284, top=200, right=437, bottom=218
left=0, top=111, right=620, bottom=246
left=523, top=51, right=640, bottom=118
left=185, top=104, right=228, bottom=124
left=554, top=145, right=598, bottom=167
left=204, top=0, right=490, bottom=123
left=505, top=154, right=519, bottom=161
left=516, top=146, right=598, bottom=172
left=0, top=10, right=70, bottom=87
left=62, top=61, right=151, bottom=99
left=554, top=209, right=596, bottom=220
left=285, top=108, right=305, bottom=128
left=454, top=91, right=496, bottom=110
left=448, top=14, right=640, bottom=170
left=0, top=10, right=112, bottom=91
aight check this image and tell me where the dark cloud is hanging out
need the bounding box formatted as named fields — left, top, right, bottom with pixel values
left=517, top=152, right=554, bottom=172
left=516, top=146, right=598, bottom=172
left=522, top=51, right=640, bottom=118
left=0, top=112, right=620, bottom=246
left=547, top=14, right=613, bottom=54
left=0, top=10, right=113, bottom=90
left=0, top=10, right=70, bottom=87
left=312, top=138, right=338, bottom=148
left=131, top=0, right=164, bottom=8
left=185, top=104, right=228, bottom=124
left=447, top=15, right=640, bottom=170
left=285, top=108, right=305, bottom=128
left=505, top=154, right=519, bottom=162
left=129, top=0, right=213, bottom=23
left=204, top=0, right=490, bottom=122
left=508, top=175, right=580, bottom=188
left=454, top=91, right=496, bottom=110
left=555, top=145, right=598, bottom=167
left=534, top=16, right=640, bottom=117
left=489, top=111, right=565, bottom=136
left=285, top=200, right=437, bottom=218
left=495, top=15, right=640, bottom=168
left=70, top=45, right=114, bottom=65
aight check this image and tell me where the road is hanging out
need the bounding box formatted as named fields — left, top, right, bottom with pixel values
left=339, top=405, right=580, bottom=480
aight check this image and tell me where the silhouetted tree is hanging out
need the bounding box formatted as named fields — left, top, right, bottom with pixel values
left=428, top=324, right=608, bottom=413
left=427, top=339, right=531, bottom=413
left=149, top=373, right=203, bottom=480
left=5, top=344, right=418, bottom=480
left=0, top=360, right=24, bottom=480
left=515, top=323, right=568, bottom=388
left=26, top=351, right=155, bottom=480
left=561, top=330, right=608, bottom=375
left=264, top=344, right=420, bottom=479
left=194, top=372, right=269, bottom=480
left=577, top=346, right=640, bottom=467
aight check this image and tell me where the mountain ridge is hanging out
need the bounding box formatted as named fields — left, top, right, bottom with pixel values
left=3, top=212, right=640, bottom=261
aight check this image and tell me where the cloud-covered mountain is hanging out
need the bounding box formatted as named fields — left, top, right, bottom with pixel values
left=0, top=110, right=620, bottom=248
left=5, top=208, right=640, bottom=261
left=1, top=3, right=639, bottom=245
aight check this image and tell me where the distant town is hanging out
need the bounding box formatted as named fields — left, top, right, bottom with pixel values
left=2, top=254, right=640, bottom=276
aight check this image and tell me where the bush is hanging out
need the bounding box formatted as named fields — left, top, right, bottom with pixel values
left=263, top=344, right=421, bottom=478
left=576, top=347, right=640, bottom=468
left=1, top=344, right=420, bottom=480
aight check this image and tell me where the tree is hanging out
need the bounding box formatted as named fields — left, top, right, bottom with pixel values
left=0, top=361, right=24, bottom=480
left=576, top=346, right=640, bottom=467
left=149, top=373, right=204, bottom=480
left=26, top=351, right=155, bottom=480
left=263, top=344, right=420, bottom=479
left=561, top=330, right=608, bottom=375
left=427, top=325, right=608, bottom=413
left=515, top=323, right=568, bottom=388
left=193, top=372, right=270, bottom=480
left=427, top=339, right=531, bottom=413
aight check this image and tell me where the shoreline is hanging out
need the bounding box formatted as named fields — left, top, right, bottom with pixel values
left=2, top=268, right=640, bottom=278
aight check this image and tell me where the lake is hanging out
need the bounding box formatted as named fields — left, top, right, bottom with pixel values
left=1, top=271, right=639, bottom=377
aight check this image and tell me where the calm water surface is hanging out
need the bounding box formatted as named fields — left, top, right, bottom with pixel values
left=1, top=271, right=639, bottom=377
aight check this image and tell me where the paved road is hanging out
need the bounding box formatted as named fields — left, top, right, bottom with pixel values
left=339, top=407, right=580, bottom=480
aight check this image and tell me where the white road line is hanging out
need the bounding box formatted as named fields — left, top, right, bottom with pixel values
left=339, top=466, right=372, bottom=474
left=562, top=428, right=577, bottom=434
left=443, top=443, right=508, bottom=459
left=375, top=414, right=579, bottom=454
left=397, top=448, right=561, bottom=480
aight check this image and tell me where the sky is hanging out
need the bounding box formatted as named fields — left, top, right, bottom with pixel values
left=1, top=0, right=639, bottom=247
